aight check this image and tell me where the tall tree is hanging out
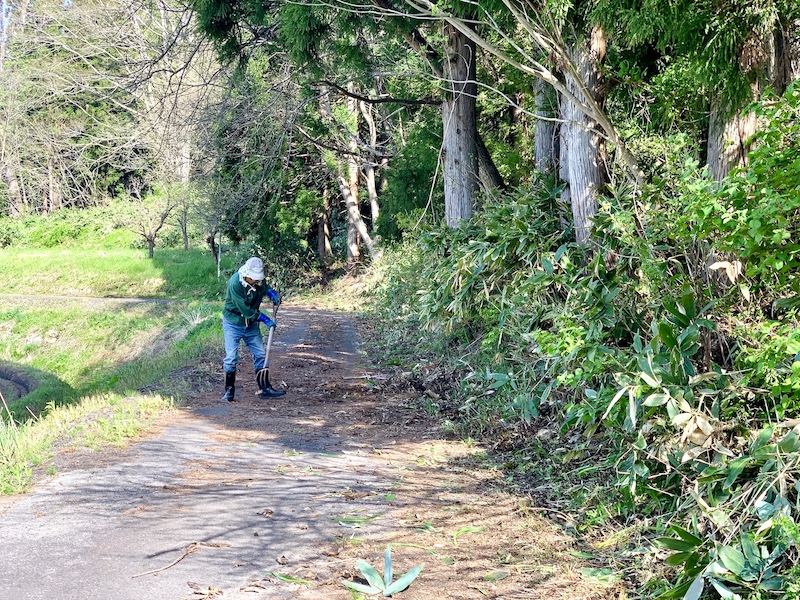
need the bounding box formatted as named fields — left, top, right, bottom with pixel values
left=0, top=0, right=220, bottom=215
left=442, top=24, right=479, bottom=226
left=389, top=0, right=644, bottom=245
left=706, top=7, right=799, bottom=180
left=560, top=25, right=609, bottom=244
left=192, top=0, right=508, bottom=236
left=192, top=0, right=380, bottom=261
left=193, top=50, right=305, bottom=245
left=358, top=97, right=381, bottom=226
left=318, top=83, right=379, bottom=267
left=534, top=78, right=558, bottom=174
left=0, top=0, right=142, bottom=212
left=593, top=0, right=800, bottom=180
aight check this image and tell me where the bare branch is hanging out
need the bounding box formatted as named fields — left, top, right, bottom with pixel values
left=317, top=79, right=438, bottom=106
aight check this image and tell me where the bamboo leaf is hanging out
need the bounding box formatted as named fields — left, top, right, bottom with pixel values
left=639, top=371, right=660, bottom=388
left=658, top=321, right=678, bottom=348
left=678, top=324, right=699, bottom=350
left=666, top=399, right=680, bottom=419
left=778, top=429, right=800, bottom=452
left=266, top=571, right=313, bottom=584
left=718, top=545, right=746, bottom=576
left=680, top=290, right=697, bottom=320
left=643, top=393, right=670, bottom=407
left=671, top=526, right=703, bottom=546
left=453, top=526, right=484, bottom=545
left=672, top=413, right=693, bottom=427
left=665, top=551, right=691, bottom=566
left=761, top=575, right=784, bottom=590
left=578, top=567, right=622, bottom=585
left=654, top=578, right=693, bottom=599
left=739, top=283, right=751, bottom=302
left=601, top=386, right=628, bottom=421
left=488, top=372, right=511, bottom=389
left=695, top=415, right=714, bottom=435
left=566, top=551, right=596, bottom=559
left=638, top=355, right=661, bottom=387
left=657, top=537, right=700, bottom=552
left=681, top=446, right=705, bottom=463
left=722, top=457, right=750, bottom=492
left=751, top=426, right=774, bottom=451
left=683, top=575, right=704, bottom=600
left=739, top=534, right=761, bottom=569
left=709, top=578, right=741, bottom=600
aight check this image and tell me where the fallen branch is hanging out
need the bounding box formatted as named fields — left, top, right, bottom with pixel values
left=132, top=541, right=230, bottom=578
left=528, top=506, right=574, bottom=524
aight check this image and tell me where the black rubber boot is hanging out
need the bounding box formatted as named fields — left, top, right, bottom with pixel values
left=221, top=371, right=236, bottom=402
left=257, top=369, right=286, bottom=398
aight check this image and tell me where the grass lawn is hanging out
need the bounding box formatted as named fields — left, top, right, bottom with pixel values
left=0, top=247, right=233, bottom=299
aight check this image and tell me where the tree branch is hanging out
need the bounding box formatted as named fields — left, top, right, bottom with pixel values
left=318, top=79, right=438, bottom=105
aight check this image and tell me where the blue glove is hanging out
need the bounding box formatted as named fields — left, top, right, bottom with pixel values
left=266, top=289, right=281, bottom=305
left=257, top=313, right=276, bottom=328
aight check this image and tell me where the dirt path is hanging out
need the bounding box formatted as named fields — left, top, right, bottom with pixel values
left=0, top=307, right=617, bottom=600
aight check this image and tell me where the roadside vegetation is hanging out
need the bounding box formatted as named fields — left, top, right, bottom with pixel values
left=365, top=86, right=800, bottom=599
left=0, top=392, right=173, bottom=495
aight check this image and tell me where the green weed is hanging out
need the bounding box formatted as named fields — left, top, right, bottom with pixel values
left=342, top=545, right=423, bottom=597
left=0, top=246, right=231, bottom=300
left=0, top=393, right=173, bottom=493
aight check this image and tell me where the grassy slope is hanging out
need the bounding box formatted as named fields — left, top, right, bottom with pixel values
left=0, top=247, right=230, bottom=299
left=0, top=246, right=232, bottom=493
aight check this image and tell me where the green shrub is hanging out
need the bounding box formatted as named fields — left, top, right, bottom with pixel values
left=678, top=83, right=800, bottom=303
left=733, top=320, right=800, bottom=418
left=414, top=180, right=567, bottom=334
left=2, top=205, right=139, bottom=249
left=0, top=217, right=18, bottom=248
left=368, top=95, right=800, bottom=597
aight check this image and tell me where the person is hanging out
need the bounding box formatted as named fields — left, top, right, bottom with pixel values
left=221, top=256, right=286, bottom=401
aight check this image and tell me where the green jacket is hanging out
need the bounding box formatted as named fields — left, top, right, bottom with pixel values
left=223, top=272, right=267, bottom=326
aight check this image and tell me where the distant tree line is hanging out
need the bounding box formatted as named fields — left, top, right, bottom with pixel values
left=0, top=0, right=798, bottom=267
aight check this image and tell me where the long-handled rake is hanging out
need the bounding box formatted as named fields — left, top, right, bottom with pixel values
left=256, top=304, right=278, bottom=391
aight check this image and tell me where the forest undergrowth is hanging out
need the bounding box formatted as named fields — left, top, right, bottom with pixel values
left=366, top=85, right=800, bottom=599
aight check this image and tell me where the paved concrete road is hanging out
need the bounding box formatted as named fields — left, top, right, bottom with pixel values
left=0, top=308, right=397, bottom=600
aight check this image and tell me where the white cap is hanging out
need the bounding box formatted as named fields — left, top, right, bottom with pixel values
left=240, top=257, right=265, bottom=280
